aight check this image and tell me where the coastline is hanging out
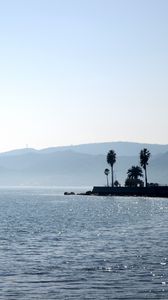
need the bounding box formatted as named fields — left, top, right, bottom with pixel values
left=92, top=186, right=168, bottom=198
left=65, top=186, right=168, bottom=198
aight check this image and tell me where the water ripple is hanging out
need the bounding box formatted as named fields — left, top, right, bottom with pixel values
left=0, top=188, right=168, bottom=299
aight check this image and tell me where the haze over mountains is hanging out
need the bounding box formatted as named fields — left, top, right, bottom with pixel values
left=1, top=141, right=168, bottom=157
left=0, top=141, right=167, bottom=186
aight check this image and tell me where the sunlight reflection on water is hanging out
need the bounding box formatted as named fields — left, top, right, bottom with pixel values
left=0, top=187, right=168, bottom=299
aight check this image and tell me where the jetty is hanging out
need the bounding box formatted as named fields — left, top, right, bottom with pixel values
left=92, top=186, right=168, bottom=198
left=64, top=186, right=168, bottom=198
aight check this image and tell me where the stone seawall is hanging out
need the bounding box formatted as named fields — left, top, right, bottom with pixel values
left=92, top=186, right=168, bottom=198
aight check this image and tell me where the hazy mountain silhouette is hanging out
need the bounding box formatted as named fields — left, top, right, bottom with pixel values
left=0, top=141, right=167, bottom=186
left=39, top=141, right=168, bottom=156
left=0, top=148, right=37, bottom=157
left=149, top=151, right=168, bottom=184
left=1, top=141, right=167, bottom=157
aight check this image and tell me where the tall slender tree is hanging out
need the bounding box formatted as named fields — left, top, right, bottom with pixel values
left=104, top=168, right=110, bottom=187
left=140, top=148, right=151, bottom=187
left=107, top=150, right=116, bottom=187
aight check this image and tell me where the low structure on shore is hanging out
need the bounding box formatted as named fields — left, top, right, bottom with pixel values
left=64, top=186, right=168, bottom=198
left=92, top=186, right=168, bottom=198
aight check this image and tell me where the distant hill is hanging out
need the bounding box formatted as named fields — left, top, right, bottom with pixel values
left=149, top=151, right=168, bottom=184
left=0, top=141, right=168, bottom=157
left=0, top=143, right=167, bottom=186
left=39, top=141, right=168, bottom=156
left=0, top=148, right=37, bottom=157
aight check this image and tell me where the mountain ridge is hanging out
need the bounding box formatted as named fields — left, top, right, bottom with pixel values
left=1, top=141, right=168, bottom=157
left=0, top=148, right=167, bottom=186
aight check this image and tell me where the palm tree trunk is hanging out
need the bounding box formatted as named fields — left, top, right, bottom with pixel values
left=111, top=165, right=114, bottom=187
left=145, top=166, right=147, bottom=187
left=106, top=175, right=109, bottom=187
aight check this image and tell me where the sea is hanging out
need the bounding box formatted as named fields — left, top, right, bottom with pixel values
left=0, top=186, right=168, bottom=299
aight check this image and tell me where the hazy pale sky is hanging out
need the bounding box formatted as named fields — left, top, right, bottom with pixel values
left=0, top=0, right=167, bottom=151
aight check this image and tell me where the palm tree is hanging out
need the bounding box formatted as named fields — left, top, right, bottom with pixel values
left=107, top=150, right=116, bottom=187
left=140, top=148, right=151, bottom=187
left=104, top=168, right=110, bottom=187
left=127, top=165, right=143, bottom=180
left=125, top=165, right=143, bottom=187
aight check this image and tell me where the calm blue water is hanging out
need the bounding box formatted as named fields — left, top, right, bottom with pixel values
left=0, top=187, right=168, bottom=299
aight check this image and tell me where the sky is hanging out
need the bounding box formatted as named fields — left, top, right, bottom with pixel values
left=0, top=0, right=168, bottom=152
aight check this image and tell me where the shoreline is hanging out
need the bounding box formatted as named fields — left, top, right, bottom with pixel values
left=65, top=186, right=168, bottom=198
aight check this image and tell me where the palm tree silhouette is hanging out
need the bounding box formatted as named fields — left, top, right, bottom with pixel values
left=104, top=168, right=110, bottom=187
left=125, top=165, right=143, bottom=187
left=127, top=165, right=143, bottom=180
left=140, top=148, right=151, bottom=187
left=107, top=150, right=116, bottom=187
